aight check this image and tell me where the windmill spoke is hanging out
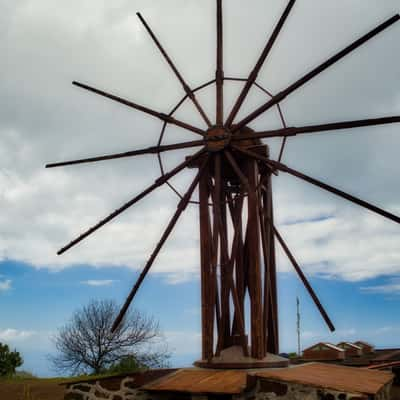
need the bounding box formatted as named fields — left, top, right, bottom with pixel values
left=72, top=81, right=205, bottom=136
left=216, top=0, right=224, bottom=125
left=232, top=116, right=400, bottom=142
left=274, top=226, right=335, bottom=332
left=225, top=0, right=296, bottom=127
left=57, top=149, right=205, bottom=255
left=269, top=160, right=400, bottom=225
left=46, top=140, right=205, bottom=168
left=231, top=145, right=276, bottom=175
left=234, top=145, right=400, bottom=225
left=111, top=156, right=209, bottom=332
left=136, top=13, right=212, bottom=127
left=234, top=15, right=400, bottom=131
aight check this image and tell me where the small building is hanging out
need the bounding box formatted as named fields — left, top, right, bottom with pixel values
left=303, top=342, right=345, bottom=361
left=371, top=349, right=400, bottom=365
left=256, top=362, right=394, bottom=400
left=355, top=340, right=375, bottom=354
left=337, top=342, right=362, bottom=358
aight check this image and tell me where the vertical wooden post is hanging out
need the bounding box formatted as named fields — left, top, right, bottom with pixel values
left=246, top=159, right=264, bottom=359
left=259, top=176, right=271, bottom=357
left=199, top=164, right=213, bottom=360
left=219, top=192, right=231, bottom=347
left=213, top=155, right=226, bottom=355
left=231, top=197, right=245, bottom=336
left=263, top=176, right=279, bottom=353
left=268, top=177, right=279, bottom=353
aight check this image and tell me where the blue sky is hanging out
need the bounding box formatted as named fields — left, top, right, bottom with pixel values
left=1, top=0, right=399, bottom=378
left=1, top=259, right=399, bottom=376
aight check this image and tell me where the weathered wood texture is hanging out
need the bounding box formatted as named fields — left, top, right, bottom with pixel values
left=197, top=145, right=279, bottom=360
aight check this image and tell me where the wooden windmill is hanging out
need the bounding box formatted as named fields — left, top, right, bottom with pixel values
left=47, top=1, right=400, bottom=368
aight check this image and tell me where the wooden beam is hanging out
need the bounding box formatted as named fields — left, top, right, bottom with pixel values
left=137, top=13, right=212, bottom=127
left=72, top=81, right=205, bottom=136
left=199, top=163, right=213, bottom=359
left=216, top=0, right=224, bottom=125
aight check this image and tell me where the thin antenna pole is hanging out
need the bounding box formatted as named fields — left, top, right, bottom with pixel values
left=297, top=296, right=301, bottom=356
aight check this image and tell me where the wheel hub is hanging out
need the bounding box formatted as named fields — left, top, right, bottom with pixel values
left=205, top=126, right=231, bottom=152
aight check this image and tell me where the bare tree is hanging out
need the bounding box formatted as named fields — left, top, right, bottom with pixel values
left=50, top=299, right=170, bottom=375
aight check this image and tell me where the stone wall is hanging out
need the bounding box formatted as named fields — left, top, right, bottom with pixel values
left=64, top=377, right=149, bottom=400
left=63, top=370, right=176, bottom=400
left=254, top=379, right=392, bottom=400
left=63, top=369, right=393, bottom=400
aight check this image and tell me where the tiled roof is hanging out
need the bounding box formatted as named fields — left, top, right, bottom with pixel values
left=337, top=342, right=362, bottom=350
left=303, top=342, right=344, bottom=352
left=324, top=343, right=346, bottom=352
left=143, top=369, right=251, bottom=394
left=255, top=363, right=393, bottom=395
left=366, top=361, right=400, bottom=370
left=373, top=350, right=400, bottom=362
left=355, top=340, right=374, bottom=348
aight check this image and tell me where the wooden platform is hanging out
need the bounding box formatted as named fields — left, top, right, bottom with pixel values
left=194, top=345, right=289, bottom=369
left=143, top=369, right=253, bottom=395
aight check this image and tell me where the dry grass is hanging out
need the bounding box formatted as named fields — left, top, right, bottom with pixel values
left=0, top=373, right=121, bottom=400
left=0, top=378, right=69, bottom=400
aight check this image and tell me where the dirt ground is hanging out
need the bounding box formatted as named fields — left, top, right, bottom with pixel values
left=0, top=379, right=66, bottom=400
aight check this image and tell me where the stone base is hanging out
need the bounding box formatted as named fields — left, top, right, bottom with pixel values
left=194, top=345, right=289, bottom=369
left=62, top=363, right=394, bottom=400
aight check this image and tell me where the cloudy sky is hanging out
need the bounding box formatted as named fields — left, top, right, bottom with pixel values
left=0, top=0, right=399, bottom=376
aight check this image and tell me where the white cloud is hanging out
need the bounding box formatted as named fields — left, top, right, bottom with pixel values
left=81, top=279, right=116, bottom=287
left=0, top=0, right=399, bottom=285
left=0, top=329, right=54, bottom=355
left=0, top=329, right=36, bottom=342
left=274, top=204, right=400, bottom=282
left=374, top=326, right=396, bottom=335
left=164, top=330, right=201, bottom=356
left=0, top=280, right=12, bottom=292
left=361, top=279, right=400, bottom=294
